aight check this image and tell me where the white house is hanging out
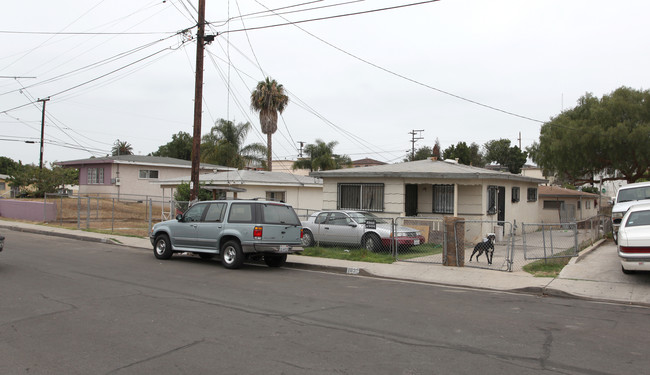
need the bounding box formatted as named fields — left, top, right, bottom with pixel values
left=538, top=185, right=599, bottom=222
left=156, top=169, right=323, bottom=214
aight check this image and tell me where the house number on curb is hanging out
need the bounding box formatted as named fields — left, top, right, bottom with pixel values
left=346, top=267, right=360, bottom=275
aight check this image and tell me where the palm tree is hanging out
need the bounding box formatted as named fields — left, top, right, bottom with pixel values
left=292, top=139, right=351, bottom=171
left=201, top=119, right=267, bottom=169
left=250, top=77, right=289, bottom=171
left=111, top=140, right=133, bottom=156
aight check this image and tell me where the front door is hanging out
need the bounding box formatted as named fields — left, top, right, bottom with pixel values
left=405, top=184, right=418, bottom=217
left=497, top=186, right=506, bottom=224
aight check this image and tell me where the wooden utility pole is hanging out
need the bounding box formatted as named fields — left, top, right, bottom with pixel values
left=190, top=0, right=206, bottom=201
left=408, top=129, right=424, bottom=161
left=38, top=98, right=50, bottom=169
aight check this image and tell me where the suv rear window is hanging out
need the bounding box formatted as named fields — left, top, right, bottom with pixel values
left=261, top=203, right=300, bottom=225
left=228, top=203, right=254, bottom=223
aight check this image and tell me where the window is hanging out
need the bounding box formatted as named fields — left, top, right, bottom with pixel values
left=432, top=184, right=454, bottom=214
left=266, top=191, right=286, bottom=202
left=328, top=212, right=354, bottom=226
left=338, top=183, right=384, bottom=212
left=577, top=200, right=581, bottom=209
left=0, top=182, right=5, bottom=190
left=261, top=203, right=300, bottom=225
left=184, top=203, right=207, bottom=222
left=543, top=201, right=563, bottom=209
left=527, top=187, right=538, bottom=202
left=204, top=203, right=227, bottom=222
left=586, top=200, right=591, bottom=209
left=139, top=170, right=159, bottom=179
left=87, top=168, right=104, bottom=184
left=512, top=187, right=520, bottom=203
left=487, top=186, right=497, bottom=215
left=228, top=203, right=253, bottom=223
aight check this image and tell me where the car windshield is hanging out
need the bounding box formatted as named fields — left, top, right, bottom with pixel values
left=618, top=186, right=650, bottom=203
left=625, top=210, right=650, bottom=227
left=347, top=212, right=389, bottom=224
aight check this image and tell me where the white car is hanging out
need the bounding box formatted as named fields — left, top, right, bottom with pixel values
left=612, top=181, right=650, bottom=243
left=617, top=203, right=650, bottom=274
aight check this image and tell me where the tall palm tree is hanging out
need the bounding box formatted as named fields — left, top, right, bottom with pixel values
left=111, top=139, right=133, bottom=156
left=292, top=139, right=351, bottom=171
left=250, top=77, right=289, bottom=171
left=201, top=119, right=267, bottom=169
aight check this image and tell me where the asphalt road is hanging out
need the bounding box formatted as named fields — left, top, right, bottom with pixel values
left=1, top=231, right=649, bottom=375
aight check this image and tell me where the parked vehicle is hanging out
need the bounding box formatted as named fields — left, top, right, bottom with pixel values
left=617, top=203, right=650, bottom=274
left=612, top=181, right=650, bottom=243
left=0, top=234, right=4, bottom=252
left=301, top=210, right=425, bottom=252
left=150, top=199, right=303, bottom=269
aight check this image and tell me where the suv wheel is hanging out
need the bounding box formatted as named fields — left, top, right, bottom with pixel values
left=221, top=240, right=244, bottom=269
left=264, top=254, right=287, bottom=268
left=154, top=234, right=173, bottom=260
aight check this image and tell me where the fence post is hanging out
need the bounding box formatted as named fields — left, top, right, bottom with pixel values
left=86, top=196, right=90, bottom=230
left=60, top=194, right=63, bottom=226
left=111, top=198, right=115, bottom=232
left=43, top=193, right=47, bottom=222
left=148, top=198, right=152, bottom=234
left=77, top=195, right=80, bottom=230
left=444, top=217, right=464, bottom=266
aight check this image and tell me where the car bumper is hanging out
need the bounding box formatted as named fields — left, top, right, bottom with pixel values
left=242, top=243, right=304, bottom=254
left=381, top=235, right=426, bottom=247
left=620, top=259, right=650, bottom=271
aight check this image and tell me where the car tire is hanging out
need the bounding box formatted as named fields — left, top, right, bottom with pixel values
left=622, top=265, right=634, bottom=275
left=221, top=240, right=244, bottom=269
left=264, top=254, right=287, bottom=268
left=153, top=234, right=173, bottom=260
left=197, top=253, right=215, bottom=260
left=363, top=233, right=381, bottom=253
left=613, top=232, right=618, bottom=245
left=301, top=229, right=314, bottom=247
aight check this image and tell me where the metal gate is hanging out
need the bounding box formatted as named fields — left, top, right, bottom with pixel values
left=454, top=220, right=515, bottom=272
left=394, top=217, right=446, bottom=264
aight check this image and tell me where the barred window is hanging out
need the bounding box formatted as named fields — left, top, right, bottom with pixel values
left=432, top=184, right=454, bottom=214
left=87, top=168, right=104, bottom=184
left=338, top=183, right=384, bottom=212
left=543, top=200, right=563, bottom=209
left=266, top=191, right=286, bottom=202
left=527, top=187, right=538, bottom=202
left=487, top=186, right=497, bottom=215
left=139, top=170, right=159, bottom=179
left=512, top=187, right=520, bottom=203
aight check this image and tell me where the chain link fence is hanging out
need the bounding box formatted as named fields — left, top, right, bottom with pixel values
left=394, top=217, right=445, bottom=263
left=454, top=220, right=515, bottom=271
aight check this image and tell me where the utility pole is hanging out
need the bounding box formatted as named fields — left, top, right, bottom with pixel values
left=408, top=129, right=424, bottom=161
left=297, top=141, right=305, bottom=158
left=190, top=0, right=206, bottom=202
left=38, top=98, right=50, bottom=169
left=518, top=131, right=522, bottom=149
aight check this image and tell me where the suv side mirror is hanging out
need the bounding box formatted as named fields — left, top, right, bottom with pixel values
left=348, top=222, right=357, bottom=227
left=176, top=214, right=183, bottom=221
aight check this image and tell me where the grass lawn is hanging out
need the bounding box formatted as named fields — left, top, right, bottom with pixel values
left=522, top=257, right=571, bottom=277
left=299, top=243, right=442, bottom=264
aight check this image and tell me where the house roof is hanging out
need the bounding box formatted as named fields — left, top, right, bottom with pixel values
left=538, top=185, right=599, bottom=198
left=311, top=158, right=547, bottom=184
left=156, top=169, right=322, bottom=188
left=352, top=158, right=386, bottom=166
left=0, top=174, right=8, bottom=180
left=56, top=155, right=228, bottom=170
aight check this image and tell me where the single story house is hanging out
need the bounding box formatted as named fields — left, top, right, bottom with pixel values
left=0, top=174, right=11, bottom=198
left=156, top=169, right=323, bottom=215
left=538, top=185, right=599, bottom=223
left=56, top=155, right=230, bottom=198
left=310, top=158, right=547, bottom=242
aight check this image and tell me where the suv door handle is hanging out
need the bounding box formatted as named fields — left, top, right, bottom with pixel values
left=191, top=224, right=198, bottom=228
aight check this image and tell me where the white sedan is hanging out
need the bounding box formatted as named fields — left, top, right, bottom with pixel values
left=617, top=203, right=650, bottom=274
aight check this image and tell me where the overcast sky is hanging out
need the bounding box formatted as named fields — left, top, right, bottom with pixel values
left=1, top=0, right=649, bottom=167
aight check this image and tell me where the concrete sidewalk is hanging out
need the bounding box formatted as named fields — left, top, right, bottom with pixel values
left=2, top=219, right=649, bottom=307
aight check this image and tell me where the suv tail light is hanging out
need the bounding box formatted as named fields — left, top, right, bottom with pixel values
left=253, top=226, right=263, bottom=239
left=300, top=228, right=303, bottom=239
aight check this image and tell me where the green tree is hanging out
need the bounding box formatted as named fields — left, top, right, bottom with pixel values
left=250, top=77, right=289, bottom=171
left=484, top=139, right=527, bottom=174
left=150, top=132, right=193, bottom=160
left=293, top=139, right=351, bottom=171
left=528, top=86, right=650, bottom=184
left=0, top=156, right=19, bottom=175
left=201, top=119, right=267, bottom=169
left=404, top=146, right=433, bottom=162
left=443, top=142, right=485, bottom=167
left=173, top=182, right=213, bottom=202
left=7, top=164, right=78, bottom=198
left=112, top=139, right=134, bottom=156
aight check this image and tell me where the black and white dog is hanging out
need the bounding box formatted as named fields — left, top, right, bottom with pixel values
left=469, top=234, right=496, bottom=264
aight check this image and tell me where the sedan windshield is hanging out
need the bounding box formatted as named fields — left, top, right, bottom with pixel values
left=347, top=212, right=388, bottom=224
